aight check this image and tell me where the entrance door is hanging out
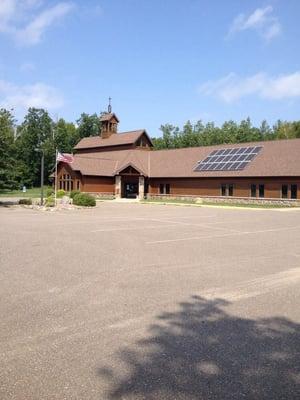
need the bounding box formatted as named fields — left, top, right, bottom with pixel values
left=124, top=182, right=139, bottom=198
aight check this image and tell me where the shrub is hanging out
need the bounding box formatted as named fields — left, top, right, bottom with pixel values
left=70, top=190, right=80, bottom=199
left=73, top=192, right=96, bottom=207
left=56, top=189, right=65, bottom=198
left=46, top=188, right=54, bottom=197
left=19, top=198, right=32, bottom=205
left=45, top=195, right=55, bottom=207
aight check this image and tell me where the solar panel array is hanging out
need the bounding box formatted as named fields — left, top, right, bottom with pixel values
left=194, top=146, right=263, bottom=172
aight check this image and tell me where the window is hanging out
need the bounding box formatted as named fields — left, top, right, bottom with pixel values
left=221, top=184, right=226, bottom=196
left=77, top=181, right=80, bottom=190
left=251, top=184, right=256, bottom=198
left=220, top=184, right=233, bottom=196
left=59, top=173, right=73, bottom=192
left=159, top=183, right=170, bottom=195
left=291, top=184, right=298, bottom=199
left=259, top=184, right=265, bottom=198
left=281, top=185, right=288, bottom=199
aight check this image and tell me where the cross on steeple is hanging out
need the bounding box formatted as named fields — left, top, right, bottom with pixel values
left=108, top=97, right=112, bottom=113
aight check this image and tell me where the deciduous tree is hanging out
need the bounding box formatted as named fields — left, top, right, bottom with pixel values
left=0, top=109, right=19, bottom=190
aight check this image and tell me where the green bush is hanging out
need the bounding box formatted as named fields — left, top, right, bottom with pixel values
left=45, top=195, right=55, bottom=207
left=73, top=192, right=96, bottom=207
left=70, top=190, right=80, bottom=199
left=46, top=188, right=54, bottom=197
left=56, top=189, right=65, bottom=198
left=19, top=198, right=32, bottom=205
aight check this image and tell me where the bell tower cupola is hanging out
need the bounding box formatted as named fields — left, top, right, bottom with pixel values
left=100, top=98, right=120, bottom=139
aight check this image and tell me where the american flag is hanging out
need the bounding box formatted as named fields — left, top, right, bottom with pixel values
left=57, top=152, right=74, bottom=164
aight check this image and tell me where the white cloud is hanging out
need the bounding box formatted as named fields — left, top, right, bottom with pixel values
left=17, top=2, right=74, bottom=45
left=0, top=0, right=74, bottom=45
left=0, top=0, right=16, bottom=27
left=199, top=72, right=300, bottom=103
left=227, top=6, right=281, bottom=41
left=0, top=79, right=64, bottom=112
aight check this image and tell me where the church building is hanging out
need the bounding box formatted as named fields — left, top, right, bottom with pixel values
left=56, top=105, right=300, bottom=201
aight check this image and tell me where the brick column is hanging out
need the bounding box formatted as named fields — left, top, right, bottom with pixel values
left=115, top=175, right=121, bottom=198
left=138, top=176, right=145, bottom=200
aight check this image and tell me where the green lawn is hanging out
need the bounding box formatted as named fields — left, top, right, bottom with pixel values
left=0, top=186, right=51, bottom=198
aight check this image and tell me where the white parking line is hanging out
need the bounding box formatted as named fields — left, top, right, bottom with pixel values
left=91, top=224, right=177, bottom=232
left=201, top=267, right=300, bottom=302
left=169, top=219, right=241, bottom=233
left=147, top=225, right=300, bottom=244
left=109, top=267, right=300, bottom=331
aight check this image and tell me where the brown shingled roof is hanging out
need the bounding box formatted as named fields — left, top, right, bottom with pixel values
left=64, top=138, right=300, bottom=178
left=149, top=138, right=300, bottom=178
left=99, top=112, right=119, bottom=122
left=70, top=149, right=149, bottom=177
left=74, top=130, right=150, bottom=150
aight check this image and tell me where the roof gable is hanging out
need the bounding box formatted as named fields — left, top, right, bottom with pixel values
left=99, top=112, right=119, bottom=123
left=116, top=163, right=144, bottom=175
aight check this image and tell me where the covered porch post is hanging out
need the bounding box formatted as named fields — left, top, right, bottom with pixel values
left=138, top=176, right=145, bottom=200
left=115, top=175, right=121, bottom=199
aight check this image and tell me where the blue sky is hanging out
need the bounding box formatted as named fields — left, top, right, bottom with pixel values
left=0, top=0, right=300, bottom=137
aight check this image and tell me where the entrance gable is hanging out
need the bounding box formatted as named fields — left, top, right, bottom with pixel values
left=57, top=163, right=81, bottom=192
left=116, top=163, right=144, bottom=176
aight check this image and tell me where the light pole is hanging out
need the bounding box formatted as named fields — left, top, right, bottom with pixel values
left=40, top=149, right=44, bottom=205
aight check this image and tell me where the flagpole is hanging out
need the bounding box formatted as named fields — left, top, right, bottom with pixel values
left=54, top=148, right=58, bottom=207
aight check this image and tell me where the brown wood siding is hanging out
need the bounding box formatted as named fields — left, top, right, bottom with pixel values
left=57, top=163, right=77, bottom=178
left=149, top=177, right=300, bottom=199
left=75, top=144, right=136, bottom=153
left=81, top=176, right=115, bottom=193
left=56, top=164, right=300, bottom=199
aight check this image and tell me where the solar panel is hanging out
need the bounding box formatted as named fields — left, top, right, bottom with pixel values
left=194, top=146, right=262, bottom=172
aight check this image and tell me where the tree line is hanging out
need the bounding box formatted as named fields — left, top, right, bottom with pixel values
left=0, top=108, right=101, bottom=190
left=1, top=107, right=300, bottom=191
left=152, top=118, right=300, bottom=150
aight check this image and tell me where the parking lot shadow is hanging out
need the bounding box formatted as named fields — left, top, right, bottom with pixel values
left=0, top=200, right=16, bottom=207
left=99, top=295, right=300, bottom=399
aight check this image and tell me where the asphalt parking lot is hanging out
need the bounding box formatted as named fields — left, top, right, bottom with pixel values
left=1, top=202, right=300, bottom=400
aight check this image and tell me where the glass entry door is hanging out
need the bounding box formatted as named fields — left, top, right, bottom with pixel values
left=124, top=182, right=139, bottom=198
